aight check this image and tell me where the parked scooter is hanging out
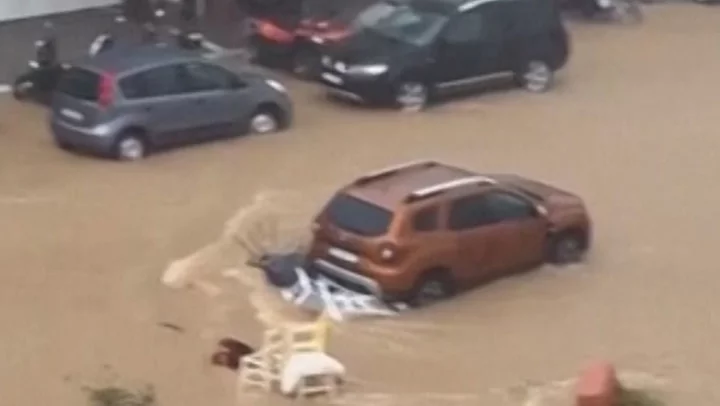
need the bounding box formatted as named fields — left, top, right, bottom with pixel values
left=88, top=12, right=128, bottom=57
left=175, top=0, right=206, bottom=50
left=88, top=3, right=168, bottom=57
left=12, top=22, right=68, bottom=104
left=560, top=0, right=642, bottom=23
left=154, top=1, right=206, bottom=51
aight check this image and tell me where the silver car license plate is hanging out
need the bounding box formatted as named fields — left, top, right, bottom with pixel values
left=321, top=73, right=343, bottom=85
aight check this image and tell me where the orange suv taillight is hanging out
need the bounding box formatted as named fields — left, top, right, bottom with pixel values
left=377, top=242, right=400, bottom=263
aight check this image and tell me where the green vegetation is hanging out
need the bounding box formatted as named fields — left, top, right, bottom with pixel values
left=85, top=385, right=156, bottom=406
left=617, top=386, right=665, bottom=406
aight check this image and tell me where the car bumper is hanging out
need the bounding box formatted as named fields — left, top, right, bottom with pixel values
left=318, top=69, right=394, bottom=105
left=307, top=253, right=409, bottom=302
left=50, top=118, right=115, bottom=155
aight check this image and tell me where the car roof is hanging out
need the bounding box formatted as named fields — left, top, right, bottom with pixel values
left=74, top=45, right=201, bottom=75
left=345, top=161, right=483, bottom=209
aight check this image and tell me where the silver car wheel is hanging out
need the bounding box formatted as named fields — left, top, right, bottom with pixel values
left=13, top=81, right=33, bottom=99
left=395, top=82, right=428, bottom=112
left=117, top=136, right=145, bottom=161
left=523, top=61, right=553, bottom=93
left=249, top=112, right=279, bottom=134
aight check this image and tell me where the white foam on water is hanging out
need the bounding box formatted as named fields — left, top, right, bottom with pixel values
left=0, top=195, right=61, bottom=205
left=161, top=189, right=318, bottom=331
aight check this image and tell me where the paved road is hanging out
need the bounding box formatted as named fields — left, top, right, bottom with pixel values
left=0, top=8, right=143, bottom=84
left=0, top=5, right=245, bottom=85
left=1, top=4, right=720, bottom=406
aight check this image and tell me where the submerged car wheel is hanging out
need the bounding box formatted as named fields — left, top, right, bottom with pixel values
left=517, top=61, right=554, bottom=93
left=114, top=132, right=148, bottom=161
left=394, top=81, right=428, bottom=112
left=409, top=270, right=454, bottom=307
left=291, top=49, right=319, bottom=79
left=549, top=232, right=585, bottom=265
left=12, top=80, right=33, bottom=100
left=612, top=0, right=643, bottom=23
left=248, top=107, right=281, bottom=135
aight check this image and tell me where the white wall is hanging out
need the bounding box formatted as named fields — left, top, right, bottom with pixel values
left=0, top=0, right=119, bottom=22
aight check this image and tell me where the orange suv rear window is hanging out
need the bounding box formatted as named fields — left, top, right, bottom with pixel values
left=325, top=193, right=393, bottom=237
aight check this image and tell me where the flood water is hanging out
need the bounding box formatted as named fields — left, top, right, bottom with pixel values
left=1, top=5, right=719, bottom=405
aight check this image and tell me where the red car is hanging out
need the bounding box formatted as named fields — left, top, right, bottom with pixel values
left=248, top=0, right=370, bottom=78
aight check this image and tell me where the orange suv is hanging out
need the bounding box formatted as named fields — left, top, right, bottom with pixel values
left=307, top=160, right=592, bottom=306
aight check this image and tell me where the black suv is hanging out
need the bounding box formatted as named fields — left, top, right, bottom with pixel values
left=317, top=0, right=570, bottom=111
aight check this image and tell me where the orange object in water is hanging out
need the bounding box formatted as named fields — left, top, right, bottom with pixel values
left=211, top=338, right=254, bottom=371
left=575, top=362, right=619, bottom=406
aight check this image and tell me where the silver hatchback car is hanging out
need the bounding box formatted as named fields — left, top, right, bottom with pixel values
left=50, top=46, right=293, bottom=160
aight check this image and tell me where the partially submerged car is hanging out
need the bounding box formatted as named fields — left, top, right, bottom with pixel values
left=50, top=45, right=293, bottom=161
left=306, top=160, right=591, bottom=306
left=317, top=0, right=569, bottom=111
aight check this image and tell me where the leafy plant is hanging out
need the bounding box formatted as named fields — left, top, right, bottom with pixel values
left=86, top=385, right=156, bottom=406
left=617, top=386, right=665, bottom=406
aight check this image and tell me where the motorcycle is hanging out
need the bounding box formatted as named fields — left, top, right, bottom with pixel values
left=560, top=0, right=642, bottom=23
left=88, top=12, right=128, bottom=57
left=248, top=0, right=367, bottom=79
left=174, top=29, right=206, bottom=50
left=152, top=3, right=206, bottom=51
left=12, top=22, right=69, bottom=104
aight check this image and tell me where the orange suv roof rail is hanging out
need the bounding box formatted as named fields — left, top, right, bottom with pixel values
left=405, top=175, right=497, bottom=202
left=354, top=160, right=439, bottom=185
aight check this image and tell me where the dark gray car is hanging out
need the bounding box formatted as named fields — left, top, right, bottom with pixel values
left=50, top=46, right=293, bottom=160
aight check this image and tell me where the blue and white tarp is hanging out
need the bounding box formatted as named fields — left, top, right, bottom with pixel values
left=276, top=266, right=403, bottom=321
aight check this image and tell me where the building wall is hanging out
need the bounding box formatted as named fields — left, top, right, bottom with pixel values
left=0, top=0, right=119, bottom=22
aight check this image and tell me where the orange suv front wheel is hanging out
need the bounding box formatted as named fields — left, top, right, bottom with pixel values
left=548, top=231, right=587, bottom=265
left=408, top=269, right=455, bottom=308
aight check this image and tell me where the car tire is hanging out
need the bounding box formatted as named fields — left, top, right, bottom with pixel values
left=548, top=232, right=586, bottom=265
left=291, top=49, right=319, bottom=79
left=12, top=79, right=33, bottom=100
left=54, top=138, right=72, bottom=151
left=248, top=106, right=282, bottom=135
left=394, top=80, right=429, bottom=112
left=611, top=0, right=643, bottom=23
left=113, top=131, right=148, bottom=161
left=408, top=269, right=454, bottom=307
left=516, top=60, right=554, bottom=93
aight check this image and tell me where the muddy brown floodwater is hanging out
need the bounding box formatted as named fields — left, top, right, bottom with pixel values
left=1, top=5, right=720, bottom=406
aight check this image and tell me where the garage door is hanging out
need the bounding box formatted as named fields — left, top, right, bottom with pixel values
left=0, top=0, right=118, bottom=22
